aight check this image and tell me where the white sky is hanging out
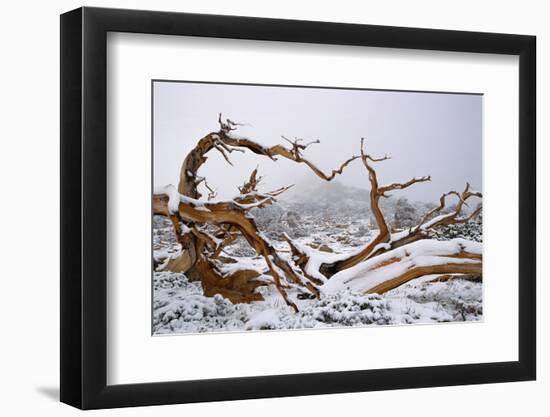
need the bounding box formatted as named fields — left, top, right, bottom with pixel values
left=153, top=81, right=482, bottom=202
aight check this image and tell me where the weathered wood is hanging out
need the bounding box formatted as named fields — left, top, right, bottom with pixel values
left=366, top=261, right=482, bottom=294
left=320, top=138, right=431, bottom=277
left=154, top=115, right=482, bottom=309
left=154, top=192, right=316, bottom=311
left=158, top=116, right=360, bottom=308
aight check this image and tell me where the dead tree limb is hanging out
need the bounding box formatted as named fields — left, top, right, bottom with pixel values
left=157, top=115, right=482, bottom=308
left=322, top=239, right=482, bottom=295
left=318, top=138, right=430, bottom=277
left=286, top=139, right=481, bottom=287
left=164, top=114, right=360, bottom=306
left=154, top=187, right=320, bottom=311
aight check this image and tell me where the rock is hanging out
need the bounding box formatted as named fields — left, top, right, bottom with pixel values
left=336, top=235, right=351, bottom=244
left=297, top=292, right=316, bottom=300
left=318, top=244, right=334, bottom=253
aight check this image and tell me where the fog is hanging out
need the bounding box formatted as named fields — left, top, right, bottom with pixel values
left=153, top=81, right=482, bottom=203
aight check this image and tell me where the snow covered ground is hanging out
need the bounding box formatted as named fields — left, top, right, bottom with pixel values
left=152, top=191, right=482, bottom=335
left=153, top=271, right=481, bottom=334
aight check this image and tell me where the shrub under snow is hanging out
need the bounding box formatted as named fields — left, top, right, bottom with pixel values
left=153, top=272, right=250, bottom=334
left=153, top=272, right=481, bottom=334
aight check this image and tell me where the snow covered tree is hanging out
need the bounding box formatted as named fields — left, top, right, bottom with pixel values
left=153, top=115, right=482, bottom=311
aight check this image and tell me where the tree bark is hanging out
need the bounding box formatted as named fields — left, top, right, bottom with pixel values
left=154, top=116, right=483, bottom=309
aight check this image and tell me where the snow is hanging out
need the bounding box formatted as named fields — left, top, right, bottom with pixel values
left=155, top=184, right=214, bottom=212
left=421, top=213, right=455, bottom=229
left=231, top=197, right=272, bottom=210
left=372, top=242, right=391, bottom=253
left=153, top=273, right=251, bottom=334
left=152, top=186, right=483, bottom=335
left=153, top=271, right=482, bottom=334
left=322, top=238, right=481, bottom=294
left=154, top=184, right=182, bottom=214
left=246, top=309, right=281, bottom=330
left=286, top=237, right=352, bottom=284
left=385, top=277, right=482, bottom=323
left=180, top=223, right=191, bottom=235
left=155, top=183, right=273, bottom=212
left=216, top=255, right=267, bottom=277
left=153, top=247, right=176, bottom=262
left=390, top=229, right=410, bottom=242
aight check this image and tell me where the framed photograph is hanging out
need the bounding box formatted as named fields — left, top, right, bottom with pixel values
left=60, top=6, right=536, bottom=410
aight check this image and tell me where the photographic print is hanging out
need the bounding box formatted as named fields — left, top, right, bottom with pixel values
left=152, top=81, right=482, bottom=335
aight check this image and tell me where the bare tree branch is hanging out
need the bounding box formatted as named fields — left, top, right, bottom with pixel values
left=378, top=176, right=431, bottom=196
left=159, top=115, right=484, bottom=307
left=221, top=134, right=359, bottom=181
left=195, top=176, right=217, bottom=200
left=319, top=138, right=392, bottom=276
left=153, top=189, right=319, bottom=310
left=412, top=183, right=482, bottom=233
left=238, top=167, right=262, bottom=194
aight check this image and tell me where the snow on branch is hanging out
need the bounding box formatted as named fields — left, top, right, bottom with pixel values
left=159, top=115, right=484, bottom=310
left=322, top=238, right=482, bottom=295
left=217, top=118, right=360, bottom=181
left=413, top=182, right=482, bottom=233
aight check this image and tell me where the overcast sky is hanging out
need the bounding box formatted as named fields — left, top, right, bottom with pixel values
left=153, top=81, right=482, bottom=203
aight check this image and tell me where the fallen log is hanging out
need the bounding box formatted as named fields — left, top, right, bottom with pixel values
left=321, top=238, right=482, bottom=295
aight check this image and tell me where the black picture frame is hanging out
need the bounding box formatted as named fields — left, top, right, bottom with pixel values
left=60, top=6, right=536, bottom=410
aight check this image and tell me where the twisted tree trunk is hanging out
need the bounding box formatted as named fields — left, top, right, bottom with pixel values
left=153, top=115, right=482, bottom=311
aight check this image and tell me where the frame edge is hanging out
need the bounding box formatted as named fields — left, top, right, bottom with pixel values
left=518, top=34, right=537, bottom=380
left=60, top=7, right=84, bottom=409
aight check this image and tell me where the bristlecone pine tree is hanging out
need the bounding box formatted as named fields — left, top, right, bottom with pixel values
left=153, top=115, right=482, bottom=312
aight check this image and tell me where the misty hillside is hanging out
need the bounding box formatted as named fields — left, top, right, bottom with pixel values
left=254, top=180, right=479, bottom=241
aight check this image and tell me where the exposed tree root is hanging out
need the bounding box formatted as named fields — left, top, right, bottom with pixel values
left=193, top=239, right=267, bottom=303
